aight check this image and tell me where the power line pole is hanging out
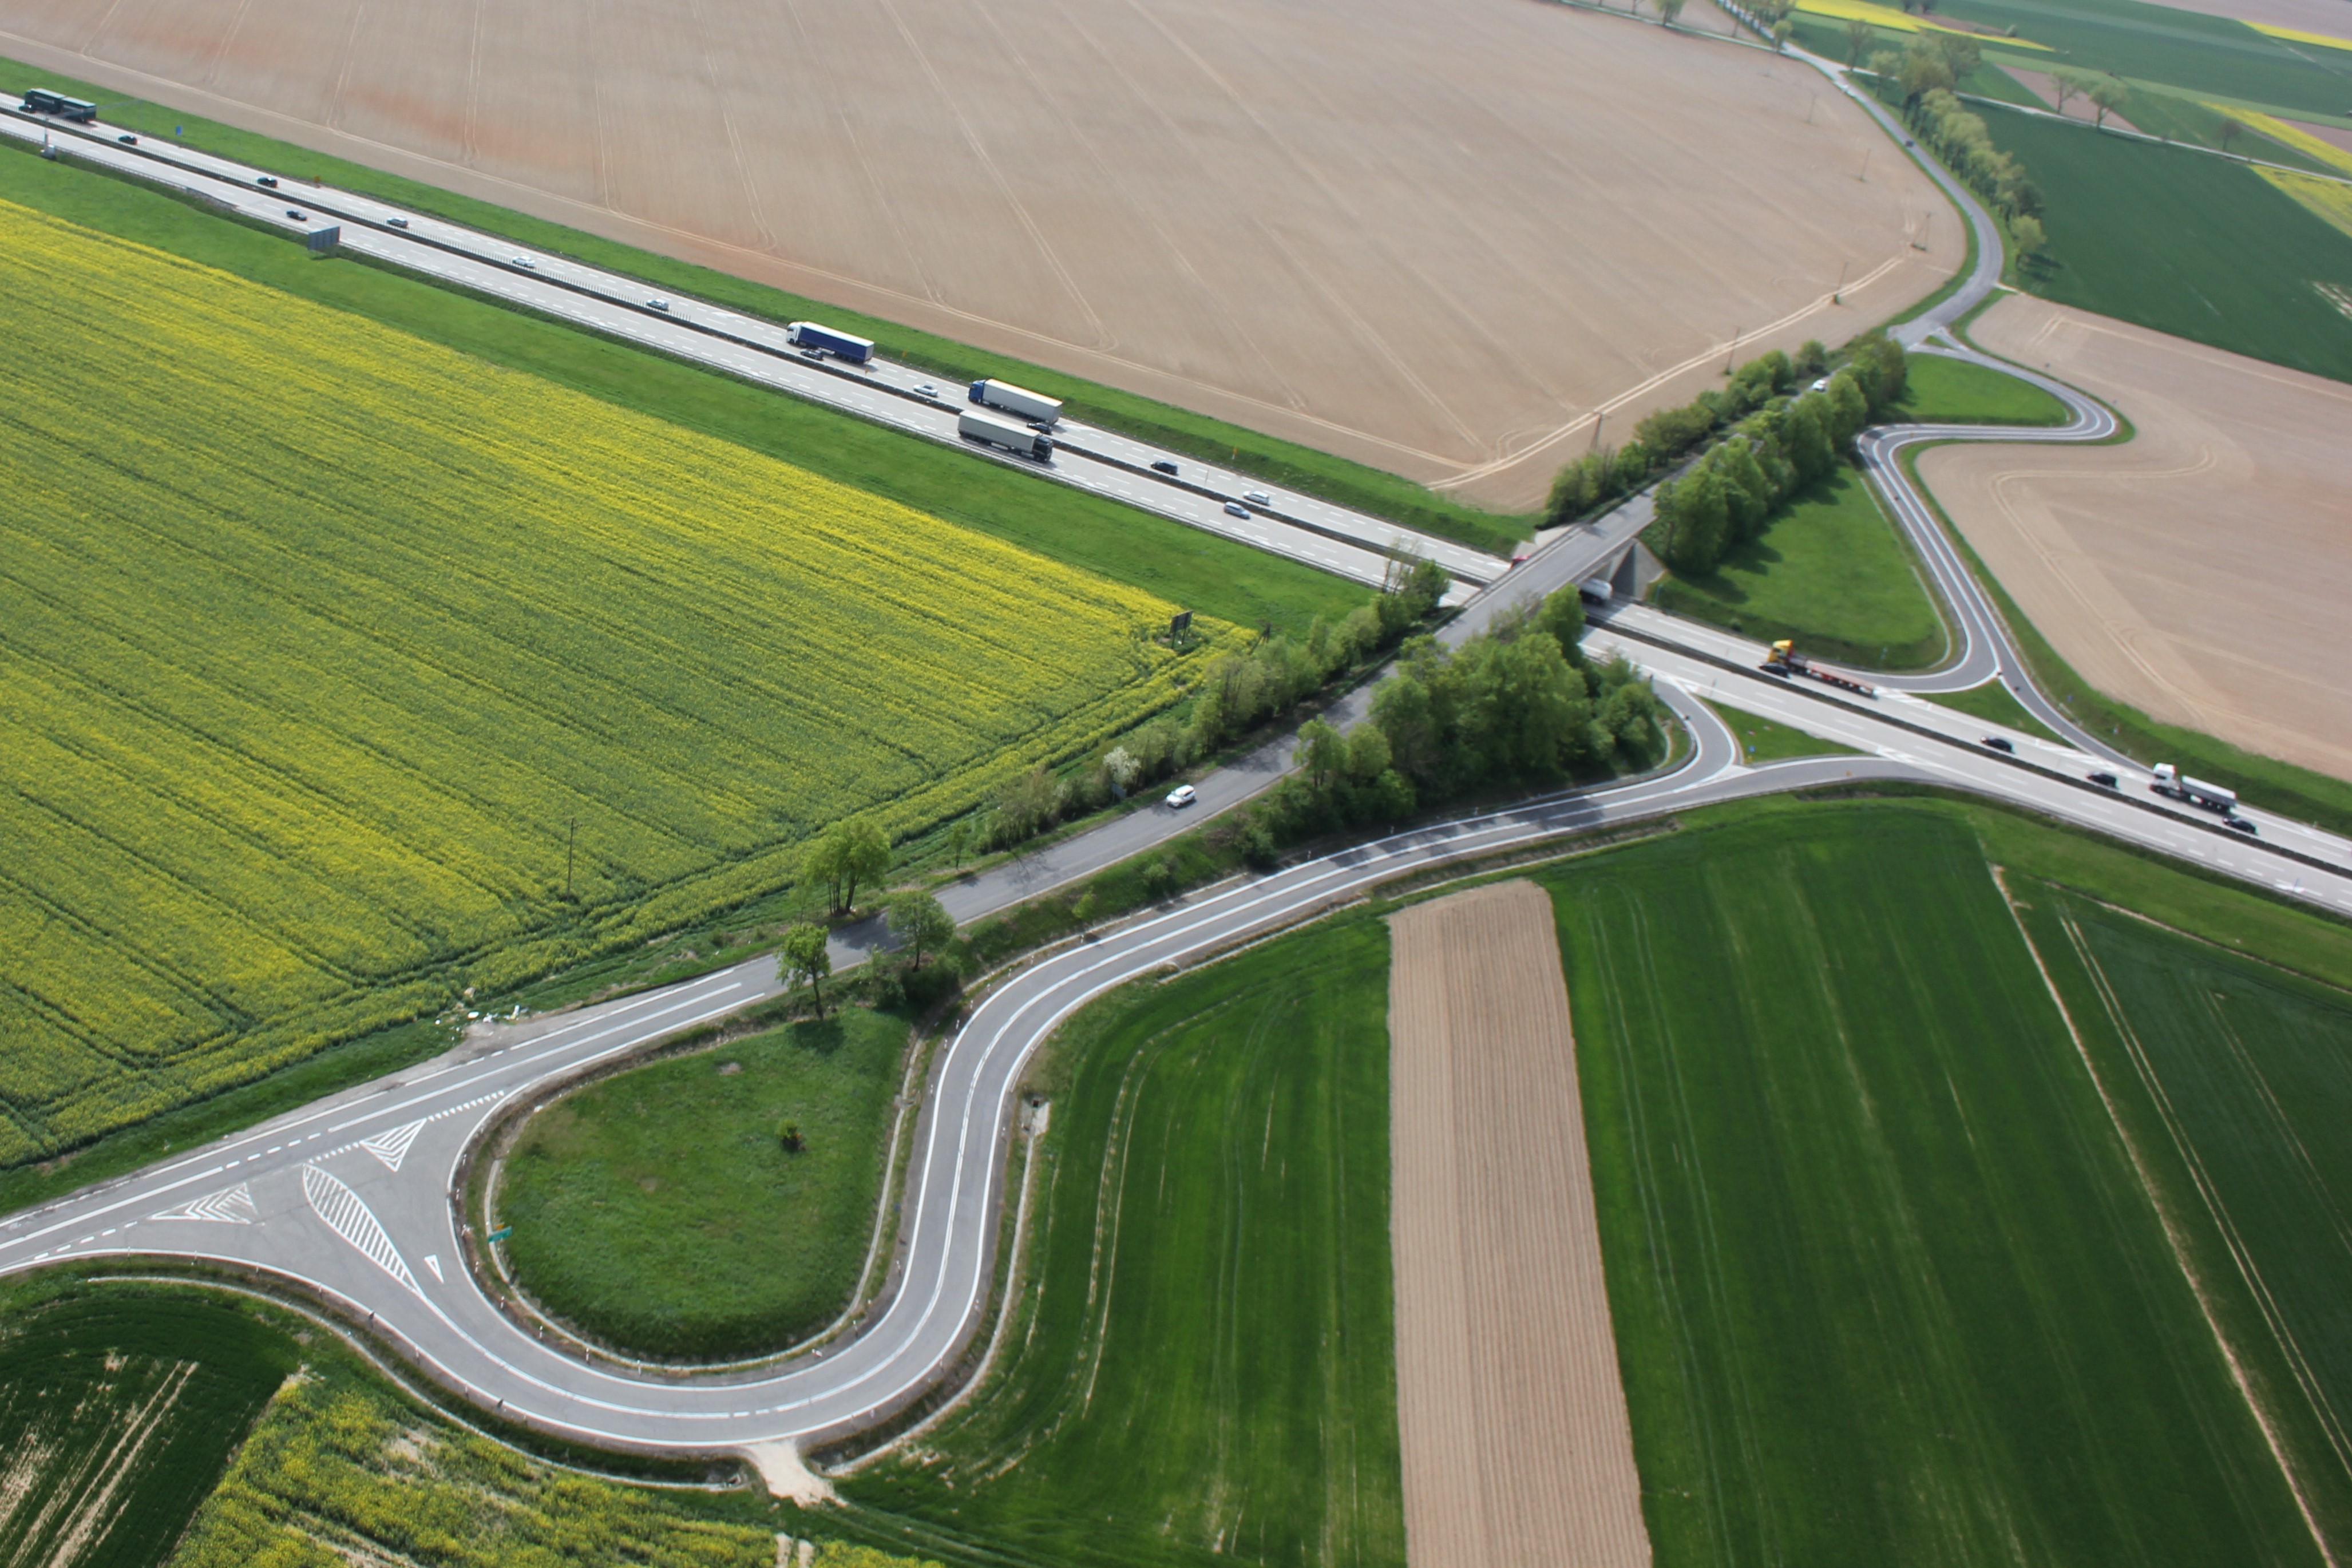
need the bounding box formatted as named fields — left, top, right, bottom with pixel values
left=565, top=817, right=577, bottom=901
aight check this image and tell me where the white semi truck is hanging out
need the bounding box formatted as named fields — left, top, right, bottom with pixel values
left=959, top=408, right=1055, bottom=460
left=969, top=378, right=1063, bottom=428
left=2150, top=763, right=2238, bottom=814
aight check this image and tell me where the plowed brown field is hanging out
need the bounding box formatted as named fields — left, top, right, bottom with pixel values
left=1921, top=295, right=2352, bottom=781
left=0, top=0, right=1957, bottom=508
left=1386, top=880, right=1650, bottom=1568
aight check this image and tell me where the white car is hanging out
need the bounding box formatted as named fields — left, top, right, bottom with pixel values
left=1244, top=490, right=1271, bottom=506
left=915, top=383, right=937, bottom=398
left=1165, top=784, right=1197, bottom=809
left=512, top=255, right=536, bottom=270
left=646, top=297, right=670, bottom=311
left=1223, top=502, right=1251, bottom=519
left=386, top=216, right=410, bottom=229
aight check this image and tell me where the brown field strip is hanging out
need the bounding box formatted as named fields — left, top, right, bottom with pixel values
left=0, top=0, right=1955, bottom=507
left=1386, top=880, right=1651, bottom=1568
left=1922, top=295, right=2352, bottom=782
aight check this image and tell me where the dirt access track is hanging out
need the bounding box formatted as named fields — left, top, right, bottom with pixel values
left=0, top=0, right=1957, bottom=511
left=1921, top=295, right=2352, bottom=783
left=1386, top=880, right=1650, bottom=1568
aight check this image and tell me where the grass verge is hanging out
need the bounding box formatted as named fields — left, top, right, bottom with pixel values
left=1918, top=677, right=2064, bottom=740
left=1710, top=700, right=1866, bottom=762
left=1895, top=351, right=2072, bottom=425
left=1551, top=801, right=2343, bottom=1565
left=835, top=916, right=1402, bottom=1568
left=1, top=52, right=1523, bottom=556
left=1650, top=464, right=1948, bottom=670
left=497, top=1009, right=913, bottom=1360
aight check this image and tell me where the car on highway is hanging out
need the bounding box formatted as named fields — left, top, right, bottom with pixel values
left=1223, top=501, right=1251, bottom=519
left=116, top=133, right=136, bottom=145
left=285, top=208, right=307, bottom=220
left=386, top=215, right=409, bottom=229
left=1165, top=783, right=1198, bottom=809
left=2227, top=816, right=2259, bottom=835
left=914, top=383, right=937, bottom=398
left=257, top=175, right=278, bottom=187
left=1245, top=490, right=1271, bottom=506
left=511, top=256, right=536, bottom=270
left=1151, top=460, right=1179, bottom=476
left=646, top=297, right=670, bottom=311
left=799, top=346, right=825, bottom=360
left=2087, top=771, right=2119, bottom=789
left=1982, top=736, right=2014, bottom=754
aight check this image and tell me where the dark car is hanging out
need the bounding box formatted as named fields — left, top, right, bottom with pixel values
left=2087, top=771, right=2119, bottom=789
left=1982, top=737, right=2014, bottom=754
left=2227, top=817, right=2259, bottom=835
left=1150, top=460, right=1179, bottom=476
left=116, top=132, right=137, bottom=145
left=286, top=208, right=307, bottom=220
left=257, top=175, right=278, bottom=188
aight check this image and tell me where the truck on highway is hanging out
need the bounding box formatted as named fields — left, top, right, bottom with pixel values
left=20, top=88, right=98, bottom=122
left=787, top=322, right=875, bottom=364
left=1760, top=639, right=1876, bottom=698
left=959, top=408, right=1054, bottom=461
left=969, top=378, right=1062, bottom=428
left=2151, top=763, right=2238, bottom=814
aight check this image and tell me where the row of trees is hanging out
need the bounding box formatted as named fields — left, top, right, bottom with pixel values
left=1543, top=342, right=1840, bottom=529
left=981, top=557, right=1453, bottom=852
left=1217, top=588, right=1662, bottom=865
left=1650, top=335, right=1908, bottom=577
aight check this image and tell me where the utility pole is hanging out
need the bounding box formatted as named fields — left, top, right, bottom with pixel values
left=1858, top=146, right=1873, bottom=181
left=565, top=817, right=577, bottom=901
left=1725, top=328, right=1741, bottom=374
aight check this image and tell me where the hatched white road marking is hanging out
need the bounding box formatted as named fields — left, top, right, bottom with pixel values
left=302, top=1164, right=421, bottom=1296
left=423, top=1253, right=444, bottom=1284
left=359, top=1118, right=428, bottom=1173
left=151, top=1181, right=258, bottom=1226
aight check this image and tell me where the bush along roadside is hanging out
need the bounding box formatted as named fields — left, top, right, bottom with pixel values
left=1217, top=587, right=1663, bottom=866
left=1863, top=35, right=2057, bottom=262
left=1642, top=335, right=1908, bottom=576
left=973, top=557, right=1454, bottom=853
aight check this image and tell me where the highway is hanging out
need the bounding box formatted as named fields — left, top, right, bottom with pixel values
left=9, top=51, right=2352, bottom=1482
left=0, top=97, right=1508, bottom=598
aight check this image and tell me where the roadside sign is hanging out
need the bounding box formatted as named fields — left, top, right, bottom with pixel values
left=1170, top=610, right=1193, bottom=638
left=486, top=1225, right=512, bottom=1244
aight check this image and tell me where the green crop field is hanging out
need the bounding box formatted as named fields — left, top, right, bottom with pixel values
left=2015, top=889, right=2352, bottom=1525
left=0, top=1288, right=295, bottom=1568
left=1982, top=106, right=2352, bottom=383
left=1895, top=352, right=2071, bottom=425
left=1940, top=0, right=2352, bottom=116
left=0, top=52, right=1523, bottom=558
left=841, top=917, right=1403, bottom=1568
left=0, top=193, right=1248, bottom=1166
left=1548, top=804, right=2341, bottom=1566
left=498, top=1009, right=911, bottom=1359
left=1651, top=465, right=1946, bottom=669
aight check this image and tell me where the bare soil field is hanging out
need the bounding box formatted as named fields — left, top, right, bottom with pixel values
left=1923, top=294, right=2352, bottom=780
left=2003, top=66, right=2147, bottom=134
left=1385, top=880, right=1650, bottom=1568
left=0, top=0, right=1956, bottom=509
left=2128, top=0, right=2352, bottom=37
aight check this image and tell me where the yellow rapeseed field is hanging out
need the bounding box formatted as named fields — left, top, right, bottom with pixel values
left=1795, top=0, right=2049, bottom=47
left=0, top=197, right=1238, bottom=1163
left=2259, top=167, right=2352, bottom=246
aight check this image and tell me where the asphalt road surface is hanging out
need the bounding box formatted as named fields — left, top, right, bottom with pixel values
left=7, top=52, right=2346, bottom=1475
left=0, top=99, right=1508, bottom=596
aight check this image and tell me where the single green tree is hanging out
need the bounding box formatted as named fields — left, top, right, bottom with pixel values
left=2215, top=116, right=2244, bottom=155
left=945, top=818, right=973, bottom=871
left=1294, top=717, right=1348, bottom=794
left=780, top=923, right=831, bottom=1018
left=886, top=890, right=955, bottom=969
left=1845, top=16, right=1873, bottom=62
left=777, top=1118, right=804, bottom=1153
left=1660, top=0, right=1686, bottom=25
left=2088, top=77, right=2127, bottom=129
left=2010, top=213, right=2048, bottom=258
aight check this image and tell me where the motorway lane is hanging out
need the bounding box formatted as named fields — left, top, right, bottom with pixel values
left=1, top=101, right=1505, bottom=595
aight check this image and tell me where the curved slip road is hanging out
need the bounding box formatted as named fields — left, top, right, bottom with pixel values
left=5, top=39, right=2347, bottom=1471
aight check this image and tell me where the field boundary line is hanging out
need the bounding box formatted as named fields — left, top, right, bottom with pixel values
left=1993, top=871, right=2346, bottom=1565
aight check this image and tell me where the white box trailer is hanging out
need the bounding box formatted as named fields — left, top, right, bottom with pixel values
left=959, top=408, right=1054, bottom=460
left=969, top=378, right=1062, bottom=428
left=2151, top=762, right=2238, bottom=813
